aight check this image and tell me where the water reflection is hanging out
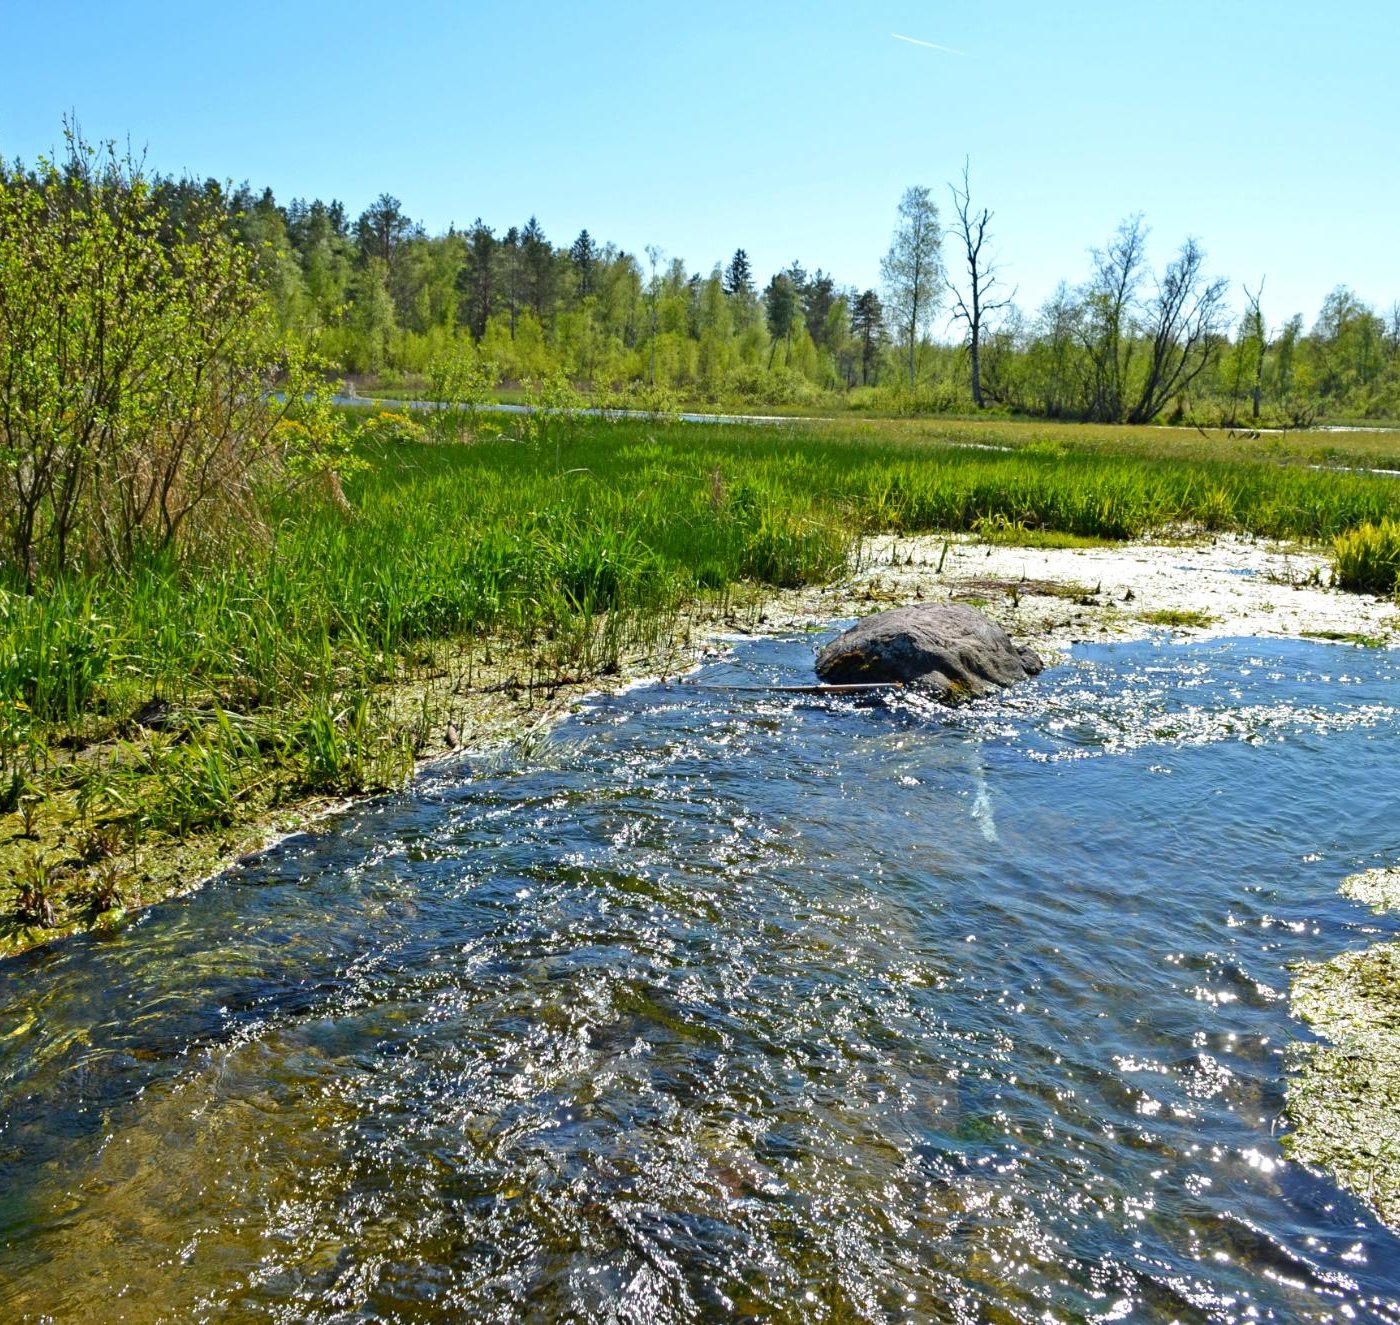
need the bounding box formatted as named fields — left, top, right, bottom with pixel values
left=2, top=635, right=1399, bottom=1321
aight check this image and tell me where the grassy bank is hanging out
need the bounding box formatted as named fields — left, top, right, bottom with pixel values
left=5, top=415, right=1400, bottom=950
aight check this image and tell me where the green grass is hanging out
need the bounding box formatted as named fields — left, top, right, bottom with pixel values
left=840, top=415, right=1400, bottom=473
left=969, top=522, right=1117, bottom=550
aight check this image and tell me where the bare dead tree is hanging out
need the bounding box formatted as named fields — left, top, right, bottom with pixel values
left=945, top=161, right=1014, bottom=409
left=1243, top=278, right=1267, bottom=422
left=1128, top=237, right=1229, bottom=424
left=1079, top=215, right=1149, bottom=422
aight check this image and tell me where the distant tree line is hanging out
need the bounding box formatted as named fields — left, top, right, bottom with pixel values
left=13, top=134, right=1400, bottom=423
left=168, top=180, right=879, bottom=407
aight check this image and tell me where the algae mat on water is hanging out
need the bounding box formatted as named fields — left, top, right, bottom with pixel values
left=1287, top=867, right=1400, bottom=1228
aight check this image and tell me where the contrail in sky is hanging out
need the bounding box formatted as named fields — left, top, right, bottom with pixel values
left=892, top=32, right=965, bottom=56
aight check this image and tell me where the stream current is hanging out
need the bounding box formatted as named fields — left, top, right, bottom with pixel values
left=2, top=633, right=1399, bottom=1322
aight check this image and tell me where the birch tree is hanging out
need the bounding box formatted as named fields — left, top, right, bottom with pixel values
left=881, top=186, right=943, bottom=387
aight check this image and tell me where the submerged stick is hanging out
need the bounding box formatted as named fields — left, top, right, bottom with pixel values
left=679, top=682, right=904, bottom=693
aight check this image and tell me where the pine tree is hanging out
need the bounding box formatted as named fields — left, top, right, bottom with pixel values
left=355, top=193, right=412, bottom=265
left=501, top=226, right=522, bottom=336
left=803, top=269, right=836, bottom=347
left=457, top=219, right=496, bottom=340
left=569, top=229, right=597, bottom=297
left=521, top=216, right=555, bottom=322
left=764, top=273, right=799, bottom=367
left=850, top=289, right=885, bottom=385
left=723, top=248, right=754, bottom=299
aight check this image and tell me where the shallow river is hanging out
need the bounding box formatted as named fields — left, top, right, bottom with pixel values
left=3, top=634, right=1400, bottom=1323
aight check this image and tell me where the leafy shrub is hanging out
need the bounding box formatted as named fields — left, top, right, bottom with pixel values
left=720, top=365, right=821, bottom=407
left=0, top=131, right=330, bottom=583
left=600, top=379, right=682, bottom=422
left=425, top=350, right=497, bottom=441
left=518, top=373, right=584, bottom=463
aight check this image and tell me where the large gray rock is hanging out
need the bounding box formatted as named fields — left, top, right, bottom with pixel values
left=814, top=603, right=1044, bottom=702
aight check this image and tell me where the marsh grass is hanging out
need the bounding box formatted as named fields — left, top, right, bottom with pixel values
left=1139, top=608, right=1216, bottom=629
left=1332, top=518, right=1400, bottom=594
left=4, top=415, right=1400, bottom=938
left=970, top=522, right=1117, bottom=550
left=842, top=416, right=1400, bottom=473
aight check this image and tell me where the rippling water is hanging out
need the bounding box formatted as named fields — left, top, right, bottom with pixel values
left=3, top=634, right=1400, bottom=1323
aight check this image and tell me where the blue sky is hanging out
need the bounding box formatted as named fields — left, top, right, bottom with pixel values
left=4, top=0, right=1396, bottom=329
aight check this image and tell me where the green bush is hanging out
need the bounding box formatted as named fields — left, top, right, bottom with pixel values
left=720, top=364, right=821, bottom=407
left=0, top=133, right=344, bottom=583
